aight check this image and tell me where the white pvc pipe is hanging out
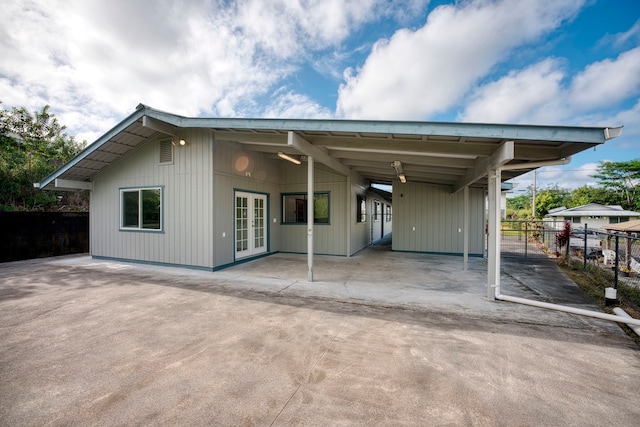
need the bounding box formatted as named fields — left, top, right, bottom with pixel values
left=496, top=294, right=640, bottom=327
left=613, top=307, right=640, bottom=335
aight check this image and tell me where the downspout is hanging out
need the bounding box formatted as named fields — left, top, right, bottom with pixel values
left=495, top=294, right=640, bottom=327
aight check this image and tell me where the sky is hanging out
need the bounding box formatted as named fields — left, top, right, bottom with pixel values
left=1, top=0, right=639, bottom=192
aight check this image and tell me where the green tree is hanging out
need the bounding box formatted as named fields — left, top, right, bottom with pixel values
left=0, top=103, right=86, bottom=210
left=534, top=185, right=570, bottom=218
left=506, top=193, right=530, bottom=211
left=566, top=185, right=616, bottom=208
left=591, top=160, right=640, bottom=211
left=505, top=193, right=532, bottom=219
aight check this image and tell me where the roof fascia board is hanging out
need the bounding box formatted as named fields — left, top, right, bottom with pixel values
left=36, top=108, right=147, bottom=190
left=288, top=132, right=351, bottom=176
left=453, top=141, right=514, bottom=193
left=142, top=107, right=615, bottom=144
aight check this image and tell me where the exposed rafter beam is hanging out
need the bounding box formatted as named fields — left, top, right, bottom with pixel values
left=214, top=131, right=287, bottom=145
left=142, top=116, right=179, bottom=136
left=288, top=132, right=351, bottom=176
left=330, top=150, right=475, bottom=168
left=54, top=178, right=93, bottom=191
left=315, top=137, right=495, bottom=158
left=453, top=141, right=514, bottom=193
left=341, top=159, right=470, bottom=176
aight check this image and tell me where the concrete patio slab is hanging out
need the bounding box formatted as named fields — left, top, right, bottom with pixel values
left=0, top=247, right=638, bottom=426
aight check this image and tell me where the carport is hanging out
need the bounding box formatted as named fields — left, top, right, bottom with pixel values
left=158, top=113, right=622, bottom=297
left=37, top=105, right=624, bottom=299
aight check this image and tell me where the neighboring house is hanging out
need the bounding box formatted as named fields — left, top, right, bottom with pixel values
left=35, top=104, right=620, bottom=279
left=545, top=203, right=640, bottom=230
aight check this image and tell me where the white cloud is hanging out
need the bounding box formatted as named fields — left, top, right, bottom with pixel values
left=610, top=99, right=640, bottom=137
left=460, top=59, right=565, bottom=123
left=568, top=46, right=640, bottom=111
left=0, top=0, right=422, bottom=142
left=598, top=18, right=640, bottom=50
left=457, top=43, right=640, bottom=143
left=262, top=89, right=333, bottom=119
left=509, top=162, right=603, bottom=192
left=336, top=0, right=584, bottom=120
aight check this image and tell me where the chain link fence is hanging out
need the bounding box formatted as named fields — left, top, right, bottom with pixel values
left=500, top=220, right=640, bottom=289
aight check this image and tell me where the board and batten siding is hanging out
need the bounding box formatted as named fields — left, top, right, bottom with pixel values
left=392, top=181, right=484, bottom=255
left=90, top=129, right=215, bottom=269
left=349, top=174, right=370, bottom=255
left=279, top=163, right=348, bottom=256
left=211, top=139, right=282, bottom=267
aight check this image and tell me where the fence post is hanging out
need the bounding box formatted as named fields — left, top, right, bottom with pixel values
left=524, top=221, right=528, bottom=258
left=583, top=223, right=588, bottom=270
left=614, top=235, right=620, bottom=289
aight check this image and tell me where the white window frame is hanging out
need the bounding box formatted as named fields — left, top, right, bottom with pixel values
left=119, top=186, right=163, bottom=232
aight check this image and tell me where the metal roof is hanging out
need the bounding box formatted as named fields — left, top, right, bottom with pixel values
left=36, top=104, right=622, bottom=191
left=546, top=203, right=640, bottom=218
left=604, top=219, right=640, bottom=232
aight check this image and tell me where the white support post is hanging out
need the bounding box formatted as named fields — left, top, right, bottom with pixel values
left=307, top=156, right=314, bottom=282
left=463, top=185, right=469, bottom=271
left=487, top=168, right=502, bottom=300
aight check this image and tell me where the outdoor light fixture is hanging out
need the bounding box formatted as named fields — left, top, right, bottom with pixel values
left=278, top=151, right=302, bottom=165
left=179, top=138, right=186, bottom=146
left=391, top=160, right=407, bottom=183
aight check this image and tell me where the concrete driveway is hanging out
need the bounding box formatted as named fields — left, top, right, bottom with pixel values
left=1, top=248, right=638, bottom=426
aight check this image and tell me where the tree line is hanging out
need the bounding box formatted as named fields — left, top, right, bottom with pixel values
left=507, top=159, right=640, bottom=219
left=0, top=103, right=87, bottom=211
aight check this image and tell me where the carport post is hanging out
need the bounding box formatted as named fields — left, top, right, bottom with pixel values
left=463, top=185, right=469, bottom=270
left=487, top=168, right=502, bottom=300
left=308, top=155, right=314, bottom=282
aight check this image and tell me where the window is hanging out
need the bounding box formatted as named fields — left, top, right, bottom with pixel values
left=282, top=192, right=329, bottom=224
left=120, top=187, right=162, bottom=231
left=356, top=195, right=366, bottom=223
left=373, top=200, right=381, bottom=221
left=610, top=217, right=629, bottom=224
left=385, top=204, right=392, bottom=222
left=568, top=216, right=581, bottom=224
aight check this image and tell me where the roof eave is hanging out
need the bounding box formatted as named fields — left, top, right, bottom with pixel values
left=36, top=107, right=148, bottom=190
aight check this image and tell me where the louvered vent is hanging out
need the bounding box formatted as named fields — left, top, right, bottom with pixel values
left=159, top=139, right=173, bottom=164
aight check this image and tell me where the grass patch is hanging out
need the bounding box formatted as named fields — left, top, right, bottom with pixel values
left=558, top=259, right=640, bottom=346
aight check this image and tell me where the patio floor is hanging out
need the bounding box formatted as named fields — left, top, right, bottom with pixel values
left=0, top=245, right=638, bottom=426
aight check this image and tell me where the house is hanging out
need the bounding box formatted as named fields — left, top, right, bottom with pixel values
left=545, top=203, right=640, bottom=231
left=35, top=104, right=621, bottom=294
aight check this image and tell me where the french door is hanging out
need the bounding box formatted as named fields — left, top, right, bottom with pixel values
left=235, top=192, right=267, bottom=259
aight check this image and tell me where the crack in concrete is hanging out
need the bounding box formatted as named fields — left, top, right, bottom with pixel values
left=269, top=318, right=348, bottom=426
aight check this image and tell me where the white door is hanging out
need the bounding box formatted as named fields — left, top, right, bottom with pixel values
left=235, top=192, right=267, bottom=259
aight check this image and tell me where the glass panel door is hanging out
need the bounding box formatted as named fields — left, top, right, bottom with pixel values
left=235, top=194, right=249, bottom=258
left=235, top=192, right=267, bottom=259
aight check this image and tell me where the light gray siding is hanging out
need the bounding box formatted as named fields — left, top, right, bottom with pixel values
left=211, top=139, right=282, bottom=267
left=392, top=182, right=484, bottom=255
left=349, top=174, right=370, bottom=255
left=279, top=163, right=348, bottom=255
left=91, top=129, right=215, bottom=268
